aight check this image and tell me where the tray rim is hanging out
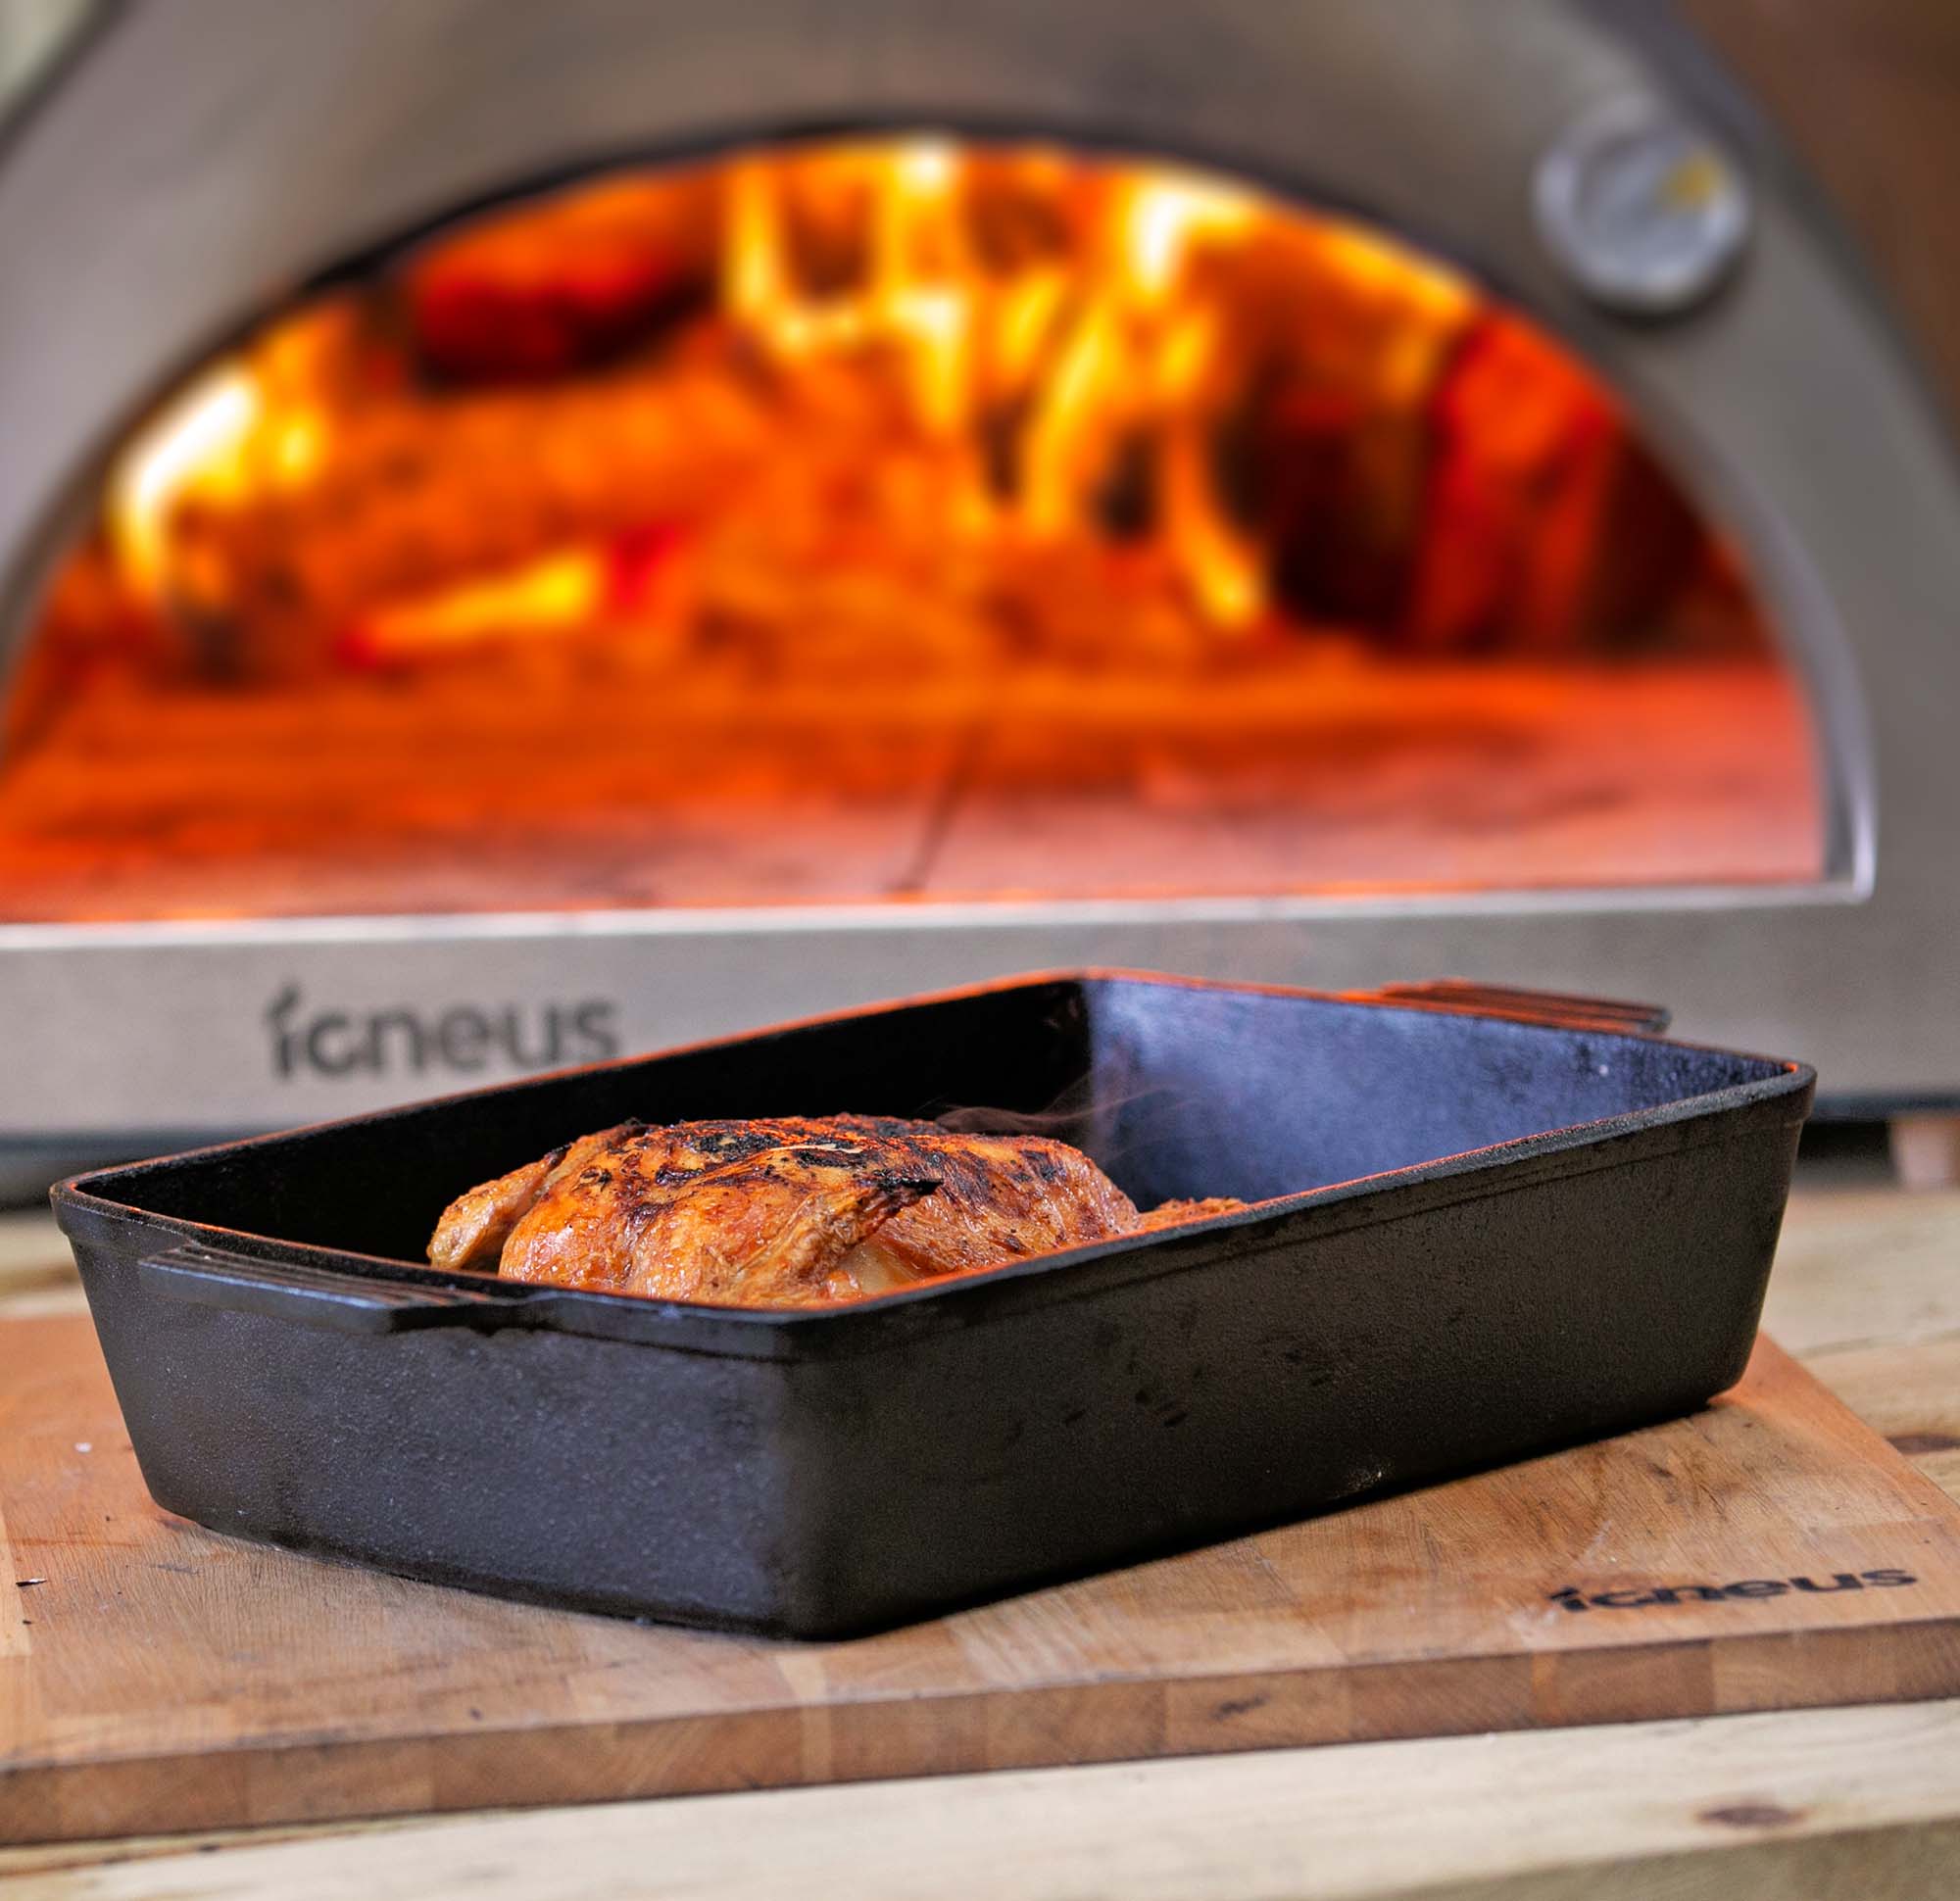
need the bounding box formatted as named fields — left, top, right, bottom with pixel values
left=51, top=967, right=1815, bottom=1359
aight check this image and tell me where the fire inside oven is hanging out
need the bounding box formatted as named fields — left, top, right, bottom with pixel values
left=0, top=136, right=1822, bottom=921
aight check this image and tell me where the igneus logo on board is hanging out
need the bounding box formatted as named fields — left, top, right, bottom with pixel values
left=1547, top=1569, right=1917, bottom=1611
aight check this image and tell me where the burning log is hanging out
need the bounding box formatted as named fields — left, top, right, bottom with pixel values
left=405, top=175, right=717, bottom=382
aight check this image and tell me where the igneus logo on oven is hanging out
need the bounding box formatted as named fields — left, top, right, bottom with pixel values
left=1547, top=1568, right=1917, bottom=1611
left=267, top=984, right=620, bottom=1080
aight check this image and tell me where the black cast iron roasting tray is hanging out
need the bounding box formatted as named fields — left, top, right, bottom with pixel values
left=52, top=971, right=1814, bottom=1637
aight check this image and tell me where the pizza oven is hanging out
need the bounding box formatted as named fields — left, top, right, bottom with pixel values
left=1, top=0, right=1956, bottom=1179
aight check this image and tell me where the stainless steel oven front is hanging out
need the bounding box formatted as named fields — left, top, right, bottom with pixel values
left=0, top=0, right=1954, bottom=1179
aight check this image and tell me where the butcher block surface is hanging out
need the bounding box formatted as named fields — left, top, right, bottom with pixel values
left=4, top=1317, right=1960, bottom=1845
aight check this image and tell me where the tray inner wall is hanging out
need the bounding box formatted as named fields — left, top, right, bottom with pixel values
left=76, top=978, right=1788, bottom=1265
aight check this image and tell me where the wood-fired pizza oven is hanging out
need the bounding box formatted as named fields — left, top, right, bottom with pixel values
left=0, top=0, right=1955, bottom=1177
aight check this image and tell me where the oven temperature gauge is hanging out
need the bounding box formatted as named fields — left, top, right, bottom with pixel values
left=1534, top=93, right=1751, bottom=317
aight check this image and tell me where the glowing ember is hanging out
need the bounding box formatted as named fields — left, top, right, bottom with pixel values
left=343, top=548, right=609, bottom=667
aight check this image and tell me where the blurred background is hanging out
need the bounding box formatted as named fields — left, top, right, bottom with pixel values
left=0, top=0, right=1955, bottom=1188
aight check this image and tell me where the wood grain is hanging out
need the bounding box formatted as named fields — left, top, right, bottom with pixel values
left=4, top=1700, right=1960, bottom=1901
left=1763, top=1187, right=1960, bottom=1356
left=1808, top=1335, right=1960, bottom=1502
left=0, top=1220, right=85, bottom=1327
left=4, top=1319, right=1959, bottom=1846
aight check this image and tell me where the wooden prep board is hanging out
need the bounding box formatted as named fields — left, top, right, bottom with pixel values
left=4, top=1315, right=1960, bottom=1845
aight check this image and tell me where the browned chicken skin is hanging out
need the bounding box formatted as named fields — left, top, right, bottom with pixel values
left=428, top=1114, right=1241, bottom=1308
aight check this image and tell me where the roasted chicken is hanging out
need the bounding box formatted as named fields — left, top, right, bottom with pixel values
left=428, top=1113, right=1241, bottom=1307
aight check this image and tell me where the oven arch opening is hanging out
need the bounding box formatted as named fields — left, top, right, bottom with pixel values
left=0, top=133, right=1829, bottom=924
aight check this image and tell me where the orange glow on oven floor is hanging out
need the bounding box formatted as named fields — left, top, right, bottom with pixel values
left=0, top=653, right=1819, bottom=921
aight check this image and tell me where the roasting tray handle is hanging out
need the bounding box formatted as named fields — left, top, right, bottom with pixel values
left=138, top=1243, right=562, bottom=1336
left=1342, top=980, right=1671, bottom=1036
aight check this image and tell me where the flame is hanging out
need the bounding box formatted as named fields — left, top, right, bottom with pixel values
left=1123, top=175, right=1254, bottom=303
left=705, top=145, right=1272, bottom=617
left=82, top=139, right=1524, bottom=670
left=1005, top=176, right=1262, bottom=619
left=108, top=364, right=261, bottom=593
left=107, top=317, right=334, bottom=604
left=723, top=158, right=789, bottom=332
